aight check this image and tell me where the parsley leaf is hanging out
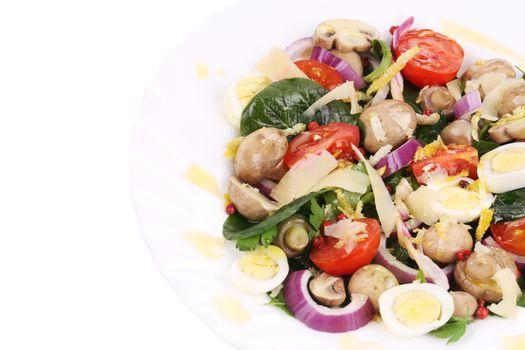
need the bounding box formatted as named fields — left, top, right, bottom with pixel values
left=260, top=226, right=278, bottom=247
left=266, top=290, right=293, bottom=316
left=430, top=317, right=473, bottom=344
left=309, top=198, right=325, bottom=230
left=235, top=234, right=260, bottom=251
left=415, top=269, right=427, bottom=283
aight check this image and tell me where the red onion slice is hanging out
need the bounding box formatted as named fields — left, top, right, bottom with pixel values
left=453, top=90, right=482, bottom=120
left=310, top=46, right=366, bottom=89
left=375, top=138, right=422, bottom=177
left=283, top=270, right=374, bottom=333
left=284, top=37, right=314, bottom=61
left=375, top=237, right=454, bottom=284
left=254, top=179, right=276, bottom=198
left=392, top=16, right=415, bottom=51
left=483, top=236, right=525, bottom=271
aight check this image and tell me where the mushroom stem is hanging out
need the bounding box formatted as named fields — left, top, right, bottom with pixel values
left=284, top=226, right=309, bottom=252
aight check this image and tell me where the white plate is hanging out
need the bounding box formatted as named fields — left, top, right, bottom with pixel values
left=131, top=1, right=525, bottom=349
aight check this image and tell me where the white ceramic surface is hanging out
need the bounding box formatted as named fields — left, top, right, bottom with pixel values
left=131, top=1, right=525, bottom=349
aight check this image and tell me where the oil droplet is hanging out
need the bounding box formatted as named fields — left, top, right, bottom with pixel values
left=181, top=232, right=224, bottom=260
left=184, top=163, right=220, bottom=197
left=503, top=333, right=525, bottom=350
left=213, top=294, right=251, bottom=324
left=195, top=62, right=210, bottom=80
left=440, top=18, right=525, bottom=68
left=340, top=334, right=384, bottom=350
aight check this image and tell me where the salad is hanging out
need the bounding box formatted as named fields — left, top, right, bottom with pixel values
left=221, top=16, right=525, bottom=342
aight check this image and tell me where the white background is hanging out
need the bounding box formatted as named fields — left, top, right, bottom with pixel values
left=0, top=1, right=234, bottom=349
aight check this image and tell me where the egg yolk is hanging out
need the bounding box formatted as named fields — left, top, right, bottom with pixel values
left=239, top=249, right=279, bottom=280
left=393, top=291, right=442, bottom=326
left=236, top=77, right=271, bottom=107
left=491, top=147, right=525, bottom=173
left=439, top=187, right=480, bottom=211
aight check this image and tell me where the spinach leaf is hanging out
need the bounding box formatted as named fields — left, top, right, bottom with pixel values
left=430, top=317, right=472, bottom=344
left=518, top=276, right=525, bottom=307
left=473, top=140, right=499, bottom=157
left=403, top=82, right=422, bottom=113
left=384, top=169, right=419, bottom=191
left=413, top=114, right=448, bottom=144
left=240, top=78, right=356, bottom=136
left=223, top=190, right=329, bottom=241
left=389, top=240, right=411, bottom=265
left=236, top=234, right=261, bottom=251
left=364, top=40, right=392, bottom=83
left=492, top=188, right=525, bottom=223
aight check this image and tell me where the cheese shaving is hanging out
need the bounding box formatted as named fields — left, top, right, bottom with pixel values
left=368, top=144, right=393, bottom=166
left=493, top=106, right=525, bottom=127
left=256, top=47, right=308, bottom=81
left=464, top=79, right=481, bottom=94
left=303, top=81, right=357, bottom=118
left=446, top=79, right=462, bottom=101
left=370, top=112, right=387, bottom=142
left=367, top=46, right=421, bottom=95
left=487, top=268, right=522, bottom=319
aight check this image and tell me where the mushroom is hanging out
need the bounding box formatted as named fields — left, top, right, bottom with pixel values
left=228, top=176, right=280, bottom=221
left=416, top=112, right=441, bottom=126
left=313, top=19, right=380, bottom=53
left=273, top=214, right=312, bottom=258
left=454, top=246, right=519, bottom=302
left=422, top=223, right=473, bottom=264
left=348, top=264, right=399, bottom=311
left=461, top=58, right=516, bottom=83
left=309, top=272, right=347, bottom=307
left=449, top=291, right=478, bottom=319
left=419, top=86, right=455, bottom=117
left=234, top=127, right=288, bottom=184
left=359, top=100, right=417, bottom=153
left=331, top=50, right=363, bottom=76
left=440, top=119, right=473, bottom=145
left=489, top=118, right=525, bottom=144
left=497, top=82, right=525, bottom=117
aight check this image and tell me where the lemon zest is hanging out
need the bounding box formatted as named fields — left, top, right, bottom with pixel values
left=366, top=46, right=421, bottom=96
left=413, top=136, right=447, bottom=162
left=476, top=208, right=494, bottom=241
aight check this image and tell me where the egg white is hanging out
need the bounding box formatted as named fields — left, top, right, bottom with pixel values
left=378, top=283, right=454, bottom=338
left=478, top=142, right=525, bottom=193
left=228, top=245, right=289, bottom=294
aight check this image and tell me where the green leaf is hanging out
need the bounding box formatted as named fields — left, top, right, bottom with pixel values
left=266, top=290, right=293, bottom=316
left=430, top=317, right=472, bottom=344
left=260, top=226, right=278, bottom=247
left=223, top=190, right=329, bottom=241
left=309, top=198, right=325, bottom=230
left=389, top=240, right=411, bottom=265
left=404, top=82, right=422, bottom=113
left=473, top=140, right=499, bottom=157
left=240, top=78, right=356, bottom=136
left=415, top=269, right=427, bottom=283
left=518, top=276, right=525, bottom=307
left=364, top=40, right=392, bottom=82
left=492, top=188, right=525, bottom=223
left=352, top=161, right=368, bottom=175
left=413, top=114, right=448, bottom=144
left=235, top=234, right=261, bottom=251
left=383, top=169, right=419, bottom=192
left=516, top=65, right=525, bottom=80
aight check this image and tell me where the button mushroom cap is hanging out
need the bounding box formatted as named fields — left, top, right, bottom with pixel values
left=440, top=119, right=473, bottom=145
left=331, top=50, right=363, bottom=76
left=348, top=264, right=399, bottom=311
left=422, top=223, right=473, bottom=264
left=234, top=127, right=288, bottom=184
left=273, top=214, right=311, bottom=258
left=454, top=246, right=519, bottom=302
left=419, top=86, right=455, bottom=117
left=461, top=58, right=516, bottom=82
left=450, top=291, right=478, bottom=319
left=308, top=272, right=347, bottom=307
left=228, top=176, right=280, bottom=221
left=489, top=118, right=525, bottom=144
left=359, top=100, right=417, bottom=153
left=313, top=19, right=380, bottom=53
left=497, top=82, right=525, bottom=116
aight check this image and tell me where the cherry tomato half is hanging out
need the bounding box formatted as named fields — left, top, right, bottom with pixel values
left=411, top=145, right=478, bottom=184
left=491, top=217, right=525, bottom=256
left=295, top=59, right=344, bottom=90
left=284, top=122, right=360, bottom=168
left=310, top=218, right=380, bottom=275
left=395, top=29, right=464, bottom=88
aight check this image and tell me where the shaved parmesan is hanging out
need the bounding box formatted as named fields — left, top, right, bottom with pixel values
left=370, top=112, right=387, bottom=142
left=310, top=167, right=370, bottom=194
left=368, top=145, right=393, bottom=166
left=352, top=145, right=399, bottom=236
left=446, top=79, right=462, bottom=101
left=270, top=151, right=337, bottom=205
left=479, top=72, right=508, bottom=95
left=303, top=81, right=356, bottom=118
left=464, top=79, right=481, bottom=94
left=487, top=268, right=522, bottom=319
left=325, top=219, right=368, bottom=253
left=256, top=47, right=308, bottom=81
